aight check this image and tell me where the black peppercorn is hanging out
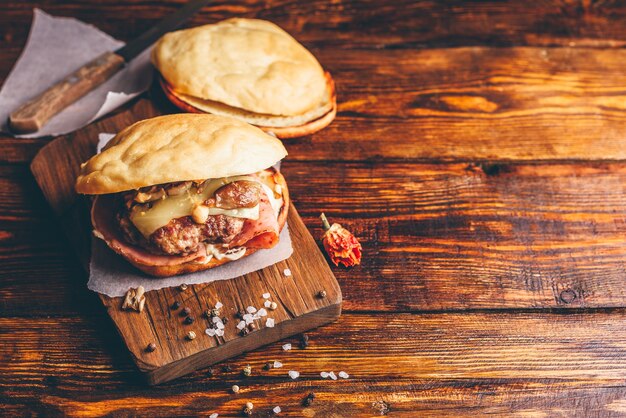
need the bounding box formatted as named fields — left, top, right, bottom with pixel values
left=171, top=301, right=180, bottom=310
left=248, top=323, right=256, bottom=331
left=303, top=392, right=315, bottom=406
left=184, top=316, right=195, bottom=324
left=299, top=333, right=309, bottom=349
left=203, top=310, right=211, bottom=319
left=263, top=362, right=272, bottom=371
left=317, top=290, right=327, bottom=298
left=179, top=283, right=188, bottom=291
left=235, top=309, right=246, bottom=319
left=240, top=328, right=250, bottom=336
left=222, top=365, right=232, bottom=372
left=145, top=342, right=156, bottom=352
left=181, top=307, right=191, bottom=316
left=207, top=368, right=214, bottom=377
left=222, top=317, right=229, bottom=324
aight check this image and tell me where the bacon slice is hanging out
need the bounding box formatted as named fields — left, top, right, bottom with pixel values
left=228, top=191, right=280, bottom=249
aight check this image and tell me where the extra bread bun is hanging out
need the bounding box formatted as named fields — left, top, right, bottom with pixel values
left=160, top=74, right=337, bottom=139
left=152, top=18, right=327, bottom=116
left=90, top=169, right=290, bottom=277
left=152, top=18, right=336, bottom=138
left=75, top=114, right=287, bottom=195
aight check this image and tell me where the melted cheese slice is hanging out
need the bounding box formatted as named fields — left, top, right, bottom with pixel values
left=129, top=176, right=260, bottom=238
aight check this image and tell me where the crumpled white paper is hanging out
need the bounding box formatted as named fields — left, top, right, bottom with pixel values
left=87, top=133, right=294, bottom=297
left=0, top=9, right=153, bottom=138
left=88, top=225, right=293, bottom=297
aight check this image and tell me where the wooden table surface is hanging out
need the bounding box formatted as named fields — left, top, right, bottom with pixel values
left=3, top=1, right=626, bottom=416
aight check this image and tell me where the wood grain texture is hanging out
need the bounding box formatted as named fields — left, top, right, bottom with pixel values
left=0, top=0, right=620, bottom=157
left=3, top=0, right=626, bottom=414
left=3, top=0, right=626, bottom=58
left=6, top=159, right=626, bottom=314
left=287, top=161, right=626, bottom=311
left=7, top=46, right=626, bottom=162
left=288, top=47, right=626, bottom=162
left=4, top=312, right=626, bottom=416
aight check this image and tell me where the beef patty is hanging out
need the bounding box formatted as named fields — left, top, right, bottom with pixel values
left=118, top=180, right=261, bottom=255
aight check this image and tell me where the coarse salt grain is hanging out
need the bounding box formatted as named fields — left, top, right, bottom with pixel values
left=273, top=361, right=283, bottom=368
left=264, top=300, right=272, bottom=308
left=216, top=322, right=225, bottom=330
left=205, top=328, right=216, bottom=337
left=329, top=371, right=337, bottom=380
left=258, top=308, right=267, bottom=317
left=236, top=320, right=246, bottom=330
left=246, top=306, right=257, bottom=314
left=243, top=314, right=254, bottom=324
left=263, top=292, right=271, bottom=299
left=288, top=370, right=299, bottom=379
left=338, top=371, right=349, bottom=379
left=273, top=406, right=282, bottom=414
left=320, top=372, right=329, bottom=378
left=215, top=302, right=223, bottom=309
left=212, top=316, right=221, bottom=324
left=283, top=268, right=291, bottom=277
left=282, top=343, right=291, bottom=351
left=209, top=414, right=218, bottom=418
left=266, top=318, right=275, bottom=328
left=215, top=328, right=224, bottom=337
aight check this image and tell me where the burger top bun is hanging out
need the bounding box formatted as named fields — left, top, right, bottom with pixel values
left=75, top=114, right=288, bottom=195
left=151, top=18, right=328, bottom=117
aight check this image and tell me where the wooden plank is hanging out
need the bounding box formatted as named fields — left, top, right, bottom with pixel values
left=6, top=46, right=626, bottom=163
left=4, top=0, right=626, bottom=59
left=289, top=47, right=626, bottom=162
left=288, top=161, right=626, bottom=310
left=3, top=312, right=626, bottom=416
left=6, top=386, right=626, bottom=418
left=6, top=159, right=626, bottom=314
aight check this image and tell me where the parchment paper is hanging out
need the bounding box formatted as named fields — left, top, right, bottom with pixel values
left=88, top=226, right=293, bottom=297
left=87, top=133, right=294, bottom=297
left=0, top=9, right=153, bottom=138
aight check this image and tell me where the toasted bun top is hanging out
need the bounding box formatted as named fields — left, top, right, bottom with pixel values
left=75, top=114, right=288, bottom=195
left=151, top=18, right=327, bottom=117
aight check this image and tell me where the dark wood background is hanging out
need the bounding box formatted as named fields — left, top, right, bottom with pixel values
left=3, top=0, right=626, bottom=416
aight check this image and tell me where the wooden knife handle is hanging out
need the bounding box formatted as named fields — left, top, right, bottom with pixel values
left=8, top=51, right=125, bottom=134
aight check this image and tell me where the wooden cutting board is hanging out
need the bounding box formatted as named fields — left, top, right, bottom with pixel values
left=29, top=97, right=341, bottom=385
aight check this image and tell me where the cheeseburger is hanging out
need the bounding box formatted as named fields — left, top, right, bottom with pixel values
left=75, top=114, right=289, bottom=277
left=151, top=18, right=336, bottom=139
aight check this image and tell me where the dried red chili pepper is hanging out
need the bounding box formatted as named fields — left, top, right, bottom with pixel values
left=320, top=213, right=362, bottom=267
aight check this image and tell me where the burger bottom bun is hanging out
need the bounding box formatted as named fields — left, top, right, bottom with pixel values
left=91, top=169, right=290, bottom=278
left=160, top=73, right=336, bottom=139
